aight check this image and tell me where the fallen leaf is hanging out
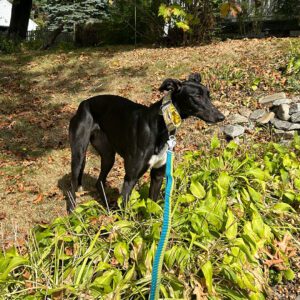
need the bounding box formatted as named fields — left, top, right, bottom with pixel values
left=264, top=258, right=284, bottom=268
left=33, top=193, right=43, bottom=204
left=23, top=270, right=31, bottom=280
left=0, top=212, right=6, bottom=220
left=65, top=247, right=73, bottom=256
left=18, top=183, right=25, bottom=192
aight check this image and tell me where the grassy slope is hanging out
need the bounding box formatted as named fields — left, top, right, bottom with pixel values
left=0, top=37, right=299, bottom=246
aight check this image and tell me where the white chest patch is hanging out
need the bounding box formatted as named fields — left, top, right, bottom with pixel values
left=148, top=144, right=168, bottom=169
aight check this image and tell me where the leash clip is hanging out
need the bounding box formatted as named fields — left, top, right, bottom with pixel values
left=167, top=135, right=176, bottom=150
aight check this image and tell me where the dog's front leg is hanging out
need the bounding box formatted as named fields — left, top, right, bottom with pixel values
left=121, top=175, right=138, bottom=206
left=149, top=165, right=165, bottom=201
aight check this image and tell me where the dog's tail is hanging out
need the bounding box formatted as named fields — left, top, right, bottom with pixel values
left=68, top=100, right=93, bottom=213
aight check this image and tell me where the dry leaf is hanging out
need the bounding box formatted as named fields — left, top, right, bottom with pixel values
left=65, top=247, right=74, bottom=256
left=264, top=258, right=284, bottom=268
left=23, top=270, right=31, bottom=280
left=33, top=193, right=43, bottom=204
left=18, top=183, right=25, bottom=192
left=0, top=212, right=6, bottom=220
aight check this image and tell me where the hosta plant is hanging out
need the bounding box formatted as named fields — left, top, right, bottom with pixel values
left=1, top=136, right=299, bottom=299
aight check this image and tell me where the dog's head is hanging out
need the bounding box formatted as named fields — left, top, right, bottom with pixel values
left=159, top=73, right=225, bottom=123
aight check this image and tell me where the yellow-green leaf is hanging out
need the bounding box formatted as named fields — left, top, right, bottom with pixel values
left=225, top=209, right=237, bottom=240
left=190, top=180, right=206, bottom=199
left=201, top=260, right=214, bottom=294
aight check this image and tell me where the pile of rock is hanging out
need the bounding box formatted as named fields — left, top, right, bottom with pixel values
left=222, top=92, right=300, bottom=140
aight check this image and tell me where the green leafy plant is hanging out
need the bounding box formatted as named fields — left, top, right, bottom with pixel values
left=1, top=136, right=299, bottom=299
left=158, top=4, right=191, bottom=32
left=0, top=36, right=20, bottom=54
left=286, top=43, right=300, bottom=76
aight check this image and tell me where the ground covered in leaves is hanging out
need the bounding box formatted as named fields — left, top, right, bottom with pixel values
left=0, top=37, right=299, bottom=298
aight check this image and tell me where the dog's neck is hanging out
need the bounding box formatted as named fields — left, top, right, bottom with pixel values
left=147, top=95, right=181, bottom=148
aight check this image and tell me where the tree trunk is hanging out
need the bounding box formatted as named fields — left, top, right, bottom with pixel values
left=8, top=0, right=33, bottom=40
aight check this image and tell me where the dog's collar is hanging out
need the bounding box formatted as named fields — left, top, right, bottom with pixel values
left=160, top=92, right=182, bottom=134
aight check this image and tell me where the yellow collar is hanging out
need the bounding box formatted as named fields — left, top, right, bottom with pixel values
left=160, top=93, right=182, bottom=133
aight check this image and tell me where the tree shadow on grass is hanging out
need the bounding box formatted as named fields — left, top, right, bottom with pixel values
left=0, top=101, right=74, bottom=158
left=0, top=51, right=107, bottom=158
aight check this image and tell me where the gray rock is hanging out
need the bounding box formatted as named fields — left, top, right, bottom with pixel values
left=246, top=122, right=255, bottom=130
left=272, top=98, right=292, bottom=106
left=257, top=112, right=275, bottom=124
left=222, top=110, right=230, bottom=117
left=292, top=96, right=300, bottom=102
left=279, top=140, right=292, bottom=146
left=271, top=118, right=300, bottom=131
left=227, top=113, right=248, bottom=124
left=276, top=104, right=290, bottom=121
left=259, top=92, right=286, bottom=105
left=223, top=125, right=245, bottom=138
left=291, top=112, right=300, bottom=123
left=250, top=109, right=267, bottom=120
left=238, top=107, right=252, bottom=118
left=289, top=103, right=300, bottom=114
left=274, top=129, right=296, bottom=139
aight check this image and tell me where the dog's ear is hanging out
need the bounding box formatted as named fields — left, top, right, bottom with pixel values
left=159, top=78, right=182, bottom=92
left=188, top=73, right=202, bottom=83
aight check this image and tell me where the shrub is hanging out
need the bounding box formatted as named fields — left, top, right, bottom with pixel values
left=0, top=35, right=20, bottom=54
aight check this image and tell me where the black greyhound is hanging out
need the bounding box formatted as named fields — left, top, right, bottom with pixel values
left=68, top=73, right=224, bottom=212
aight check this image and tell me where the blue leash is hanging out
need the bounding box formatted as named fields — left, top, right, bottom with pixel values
left=149, top=137, right=176, bottom=300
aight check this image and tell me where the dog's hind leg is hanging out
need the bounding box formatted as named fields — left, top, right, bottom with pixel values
left=68, top=104, right=93, bottom=212
left=90, top=130, right=116, bottom=203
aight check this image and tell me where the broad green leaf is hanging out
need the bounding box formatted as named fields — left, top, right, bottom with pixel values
left=176, top=21, right=190, bottom=32
left=211, top=135, right=220, bottom=150
left=130, top=198, right=146, bottom=210
left=176, top=246, right=190, bottom=270
left=114, top=242, right=129, bottom=266
left=201, top=260, right=214, bottom=294
left=225, top=209, right=237, bottom=240
left=283, top=191, right=295, bottom=202
left=0, top=256, right=28, bottom=280
left=284, top=268, right=295, bottom=280
left=294, top=178, right=300, bottom=189
left=222, top=265, right=237, bottom=282
left=216, top=285, right=248, bottom=300
left=190, top=180, right=206, bottom=199
left=247, top=185, right=263, bottom=203
left=216, top=172, right=232, bottom=196
left=233, top=238, right=256, bottom=263
left=237, top=271, right=257, bottom=292
left=124, top=264, right=135, bottom=282
left=92, top=269, right=115, bottom=292
left=96, top=262, right=112, bottom=272
left=247, top=168, right=268, bottom=181
left=252, top=211, right=265, bottom=238
left=273, top=202, right=295, bottom=212
left=249, top=292, right=265, bottom=300
left=146, top=199, right=162, bottom=215
left=165, top=246, right=177, bottom=268
left=178, top=193, right=195, bottom=204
